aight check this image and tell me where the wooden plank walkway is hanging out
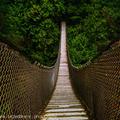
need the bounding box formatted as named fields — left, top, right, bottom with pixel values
left=41, top=22, right=89, bottom=120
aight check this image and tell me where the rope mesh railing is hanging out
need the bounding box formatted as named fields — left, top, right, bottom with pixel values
left=0, top=42, right=60, bottom=119
left=68, top=43, right=120, bottom=120
left=0, top=38, right=120, bottom=120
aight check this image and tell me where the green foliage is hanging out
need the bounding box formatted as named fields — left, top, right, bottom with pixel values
left=67, top=0, right=120, bottom=66
left=0, top=0, right=65, bottom=66
left=68, top=27, right=97, bottom=66
left=0, top=0, right=120, bottom=66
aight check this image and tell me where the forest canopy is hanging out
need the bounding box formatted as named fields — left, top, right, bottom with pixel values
left=0, top=0, right=65, bottom=66
left=0, top=0, right=120, bottom=66
left=66, top=0, right=120, bottom=66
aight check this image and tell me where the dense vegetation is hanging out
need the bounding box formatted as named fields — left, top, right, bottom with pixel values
left=0, top=0, right=120, bottom=66
left=66, top=0, right=120, bottom=66
left=0, top=0, right=65, bottom=66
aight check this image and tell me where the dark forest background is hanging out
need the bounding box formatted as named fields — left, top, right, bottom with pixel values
left=0, top=0, right=120, bottom=66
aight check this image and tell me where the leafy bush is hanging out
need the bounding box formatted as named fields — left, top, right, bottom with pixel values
left=67, top=0, right=120, bottom=66
left=0, top=0, right=65, bottom=66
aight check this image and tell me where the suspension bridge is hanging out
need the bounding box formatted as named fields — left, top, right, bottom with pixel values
left=0, top=22, right=120, bottom=120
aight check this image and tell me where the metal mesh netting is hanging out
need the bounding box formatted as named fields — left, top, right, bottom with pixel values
left=0, top=42, right=59, bottom=119
left=68, top=45, right=120, bottom=120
